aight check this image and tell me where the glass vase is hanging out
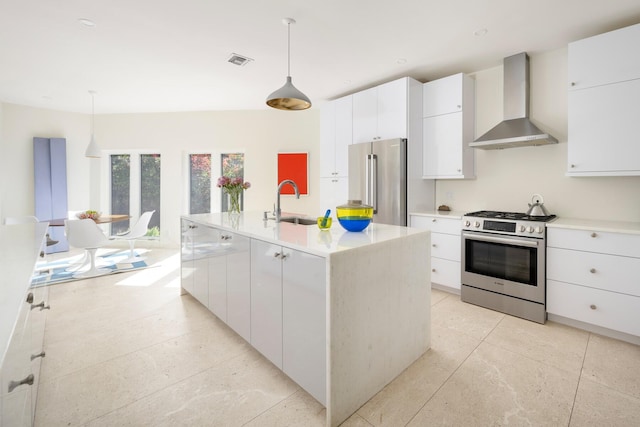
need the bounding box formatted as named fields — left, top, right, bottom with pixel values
left=228, top=191, right=241, bottom=215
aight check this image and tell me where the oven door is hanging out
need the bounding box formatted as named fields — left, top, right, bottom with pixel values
left=462, top=231, right=545, bottom=303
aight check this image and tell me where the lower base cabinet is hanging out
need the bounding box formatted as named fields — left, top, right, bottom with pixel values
left=250, top=239, right=327, bottom=405
left=282, top=248, right=326, bottom=406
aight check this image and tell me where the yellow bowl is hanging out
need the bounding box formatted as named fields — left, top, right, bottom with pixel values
left=317, top=216, right=332, bottom=230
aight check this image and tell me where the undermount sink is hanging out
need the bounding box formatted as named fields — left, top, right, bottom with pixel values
left=279, top=217, right=317, bottom=226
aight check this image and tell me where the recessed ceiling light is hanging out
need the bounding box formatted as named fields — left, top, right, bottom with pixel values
left=396, top=58, right=407, bottom=64
left=228, top=53, right=253, bottom=66
left=78, top=18, right=96, bottom=27
left=474, top=28, right=488, bottom=37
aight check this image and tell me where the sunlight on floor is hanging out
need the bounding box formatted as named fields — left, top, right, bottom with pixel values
left=115, top=252, right=181, bottom=288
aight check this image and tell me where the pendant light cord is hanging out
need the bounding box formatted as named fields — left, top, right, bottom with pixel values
left=287, top=21, right=291, bottom=76
left=91, top=92, right=95, bottom=136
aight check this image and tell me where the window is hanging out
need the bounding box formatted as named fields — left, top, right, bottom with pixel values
left=189, top=154, right=212, bottom=214
left=221, top=153, right=245, bottom=211
left=186, top=152, right=244, bottom=213
left=109, top=152, right=161, bottom=237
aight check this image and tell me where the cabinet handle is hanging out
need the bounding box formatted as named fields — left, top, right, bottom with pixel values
left=432, top=218, right=437, bottom=222
left=570, top=164, right=575, bottom=168
left=590, top=304, right=597, bottom=310
left=571, top=82, right=576, bottom=87
left=432, top=268, right=436, bottom=272
left=590, top=232, right=597, bottom=238
left=280, top=253, right=289, bottom=260
left=589, top=268, right=596, bottom=274
left=432, top=244, right=437, bottom=247
left=273, top=252, right=281, bottom=258
left=31, top=301, right=50, bottom=311
left=8, top=374, right=34, bottom=393
left=26, top=292, right=34, bottom=304
left=456, top=105, right=461, bottom=109
left=31, top=351, right=46, bottom=361
left=221, top=235, right=232, bottom=241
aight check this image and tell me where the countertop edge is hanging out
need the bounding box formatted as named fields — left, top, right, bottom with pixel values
left=546, top=217, right=640, bottom=235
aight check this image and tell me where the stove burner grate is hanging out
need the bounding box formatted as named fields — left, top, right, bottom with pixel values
left=465, top=210, right=556, bottom=222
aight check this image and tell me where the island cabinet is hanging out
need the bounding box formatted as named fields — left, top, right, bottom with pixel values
left=546, top=222, right=640, bottom=342
left=250, top=239, right=326, bottom=404
left=180, top=212, right=431, bottom=427
left=320, top=95, right=351, bottom=211
left=1, top=223, right=49, bottom=427
left=422, top=73, right=475, bottom=179
left=567, top=23, right=640, bottom=176
left=210, top=230, right=251, bottom=341
left=410, top=212, right=462, bottom=291
left=352, top=77, right=413, bottom=144
left=180, top=219, right=215, bottom=307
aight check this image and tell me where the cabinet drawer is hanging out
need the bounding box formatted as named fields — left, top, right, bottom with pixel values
left=547, top=227, right=640, bottom=258
left=410, top=215, right=461, bottom=235
left=431, top=258, right=461, bottom=290
left=547, top=280, right=640, bottom=337
left=431, top=233, right=461, bottom=262
left=548, top=247, right=640, bottom=297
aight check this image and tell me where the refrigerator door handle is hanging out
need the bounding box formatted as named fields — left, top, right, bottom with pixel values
left=370, top=154, right=378, bottom=213
left=365, top=154, right=371, bottom=206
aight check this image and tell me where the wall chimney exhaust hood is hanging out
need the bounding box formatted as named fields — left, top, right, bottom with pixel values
left=470, top=52, right=558, bottom=150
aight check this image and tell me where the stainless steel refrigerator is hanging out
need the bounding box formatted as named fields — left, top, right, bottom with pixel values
left=348, top=138, right=407, bottom=226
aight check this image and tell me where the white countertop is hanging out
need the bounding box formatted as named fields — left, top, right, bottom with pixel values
left=410, top=210, right=466, bottom=219
left=546, top=217, right=640, bottom=235
left=182, top=211, right=428, bottom=257
left=0, top=222, right=48, bottom=367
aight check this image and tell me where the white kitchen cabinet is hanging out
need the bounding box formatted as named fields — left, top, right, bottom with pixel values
left=320, top=95, right=352, bottom=177
left=207, top=229, right=251, bottom=342
left=320, top=96, right=352, bottom=211
left=250, top=238, right=326, bottom=399
left=410, top=213, right=462, bottom=290
left=422, top=73, right=475, bottom=179
left=567, top=23, right=640, bottom=176
left=568, top=23, right=640, bottom=91
left=352, top=77, right=409, bottom=143
left=282, top=248, right=326, bottom=405
left=319, top=176, right=348, bottom=212
left=547, top=225, right=640, bottom=338
left=1, top=223, right=49, bottom=427
left=223, top=232, right=251, bottom=342
left=181, top=219, right=219, bottom=308
left=250, top=239, right=284, bottom=368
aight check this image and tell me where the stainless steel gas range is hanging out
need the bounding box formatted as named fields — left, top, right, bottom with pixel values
left=461, top=210, right=557, bottom=324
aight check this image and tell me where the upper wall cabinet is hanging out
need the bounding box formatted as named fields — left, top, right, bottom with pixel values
left=352, top=77, right=409, bottom=143
left=422, top=73, right=475, bottom=179
left=567, top=23, right=640, bottom=176
left=320, top=95, right=352, bottom=177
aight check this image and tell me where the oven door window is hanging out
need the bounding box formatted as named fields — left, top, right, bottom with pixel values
left=465, top=239, right=537, bottom=286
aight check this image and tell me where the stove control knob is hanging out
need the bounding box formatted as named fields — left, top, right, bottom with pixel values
left=520, top=225, right=526, bottom=232
left=464, top=220, right=471, bottom=227
left=474, top=221, right=481, bottom=228
left=536, top=226, right=544, bottom=234
left=528, top=226, right=535, bottom=233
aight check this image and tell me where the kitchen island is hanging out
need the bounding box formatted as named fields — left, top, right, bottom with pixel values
left=180, top=211, right=431, bottom=427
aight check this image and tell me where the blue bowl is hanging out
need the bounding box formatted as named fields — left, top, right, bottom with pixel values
left=337, top=216, right=371, bottom=232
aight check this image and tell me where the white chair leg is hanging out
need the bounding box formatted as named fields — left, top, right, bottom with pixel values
left=118, top=239, right=146, bottom=264
left=72, top=248, right=112, bottom=278
left=128, top=240, right=136, bottom=259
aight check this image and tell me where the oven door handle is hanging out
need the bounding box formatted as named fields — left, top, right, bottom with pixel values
left=462, top=232, right=539, bottom=248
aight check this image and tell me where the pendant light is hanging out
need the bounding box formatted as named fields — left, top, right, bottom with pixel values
left=85, top=90, right=101, bottom=158
left=266, top=18, right=311, bottom=110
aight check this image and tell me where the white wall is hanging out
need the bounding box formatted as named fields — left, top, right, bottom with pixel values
left=436, top=47, right=640, bottom=221
left=96, top=110, right=321, bottom=246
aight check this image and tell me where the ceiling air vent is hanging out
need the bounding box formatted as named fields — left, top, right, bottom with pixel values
left=228, top=53, right=253, bottom=66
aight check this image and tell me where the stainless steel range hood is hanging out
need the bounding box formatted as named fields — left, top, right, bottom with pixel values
left=470, top=52, right=558, bottom=150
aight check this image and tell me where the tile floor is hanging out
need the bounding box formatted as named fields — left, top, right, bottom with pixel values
left=34, top=248, right=640, bottom=426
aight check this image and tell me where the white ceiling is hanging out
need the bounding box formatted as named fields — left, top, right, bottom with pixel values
left=1, top=0, right=639, bottom=114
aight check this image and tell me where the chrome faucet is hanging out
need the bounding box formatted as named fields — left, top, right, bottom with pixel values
left=276, top=179, right=300, bottom=222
